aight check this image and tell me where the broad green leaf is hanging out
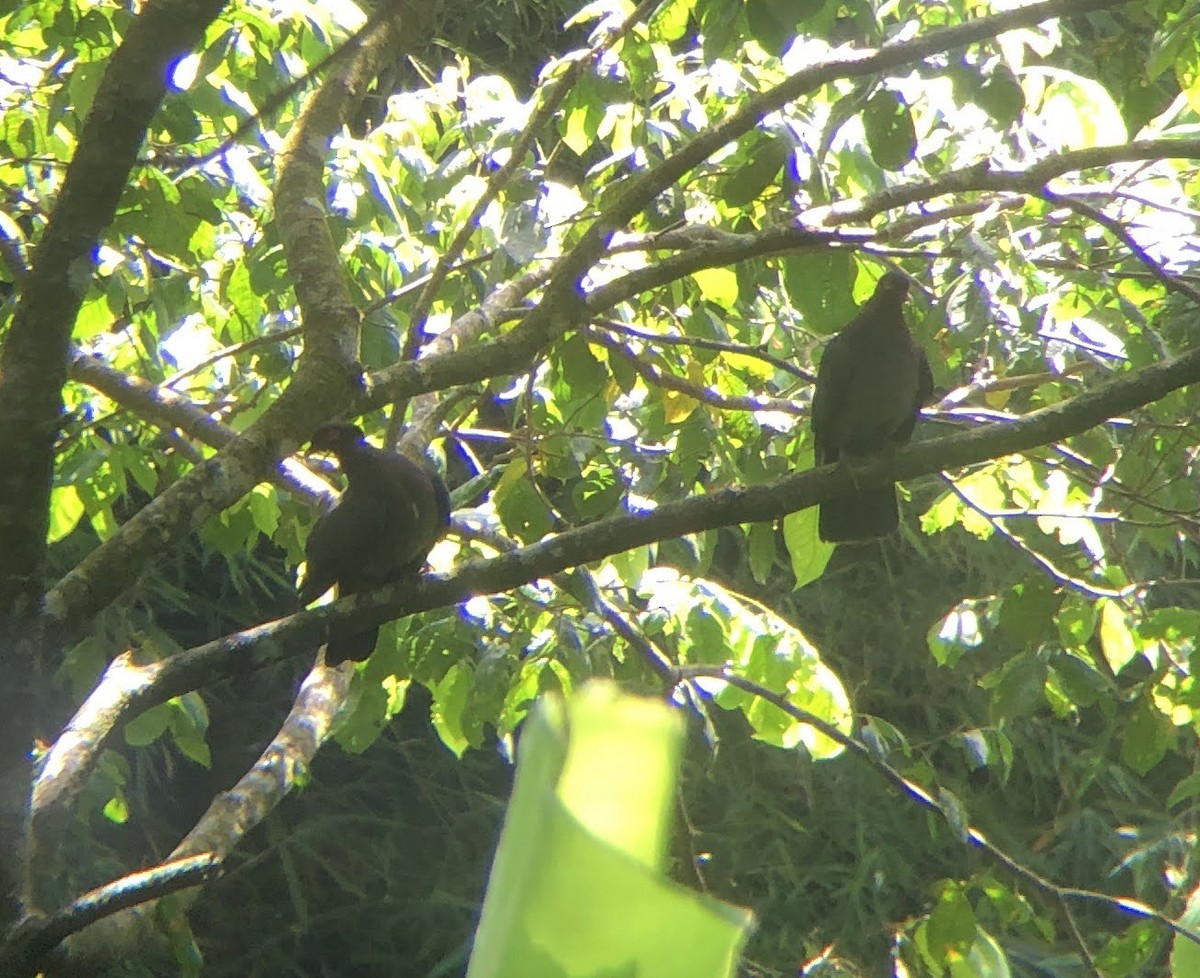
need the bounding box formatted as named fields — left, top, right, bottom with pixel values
left=997, top=578, right=1061, bottom=651
left=467, top=683, right=752, bottom=978
left=103, top=794, right=129, bottom=824
left=558, top=332, right=608, bottom=398
left=1098, top=599, right=1138, bottom=674
left=923, top=882, right=976, bottom=964
left=985, top=651, right=1047, bottom=722
left=1034, top=68, right=1127, bottom=149
left=692, top=266, right=738, bottom=307
left=721, top=135, right=788, bottom=207
left=862, top=89, right=916, bottom=171
left=47, top=484, right=85, bottom=543
left=746, top=521, right=776, bottom=584
left=1120, top=698, right=1171, bottom=775
left=1095, top=920, right=1160, bottom=976
left=783, top=506, right=831, bottom=589
left=949, top=929, right=1011, bottom=978
left=125, top=703, right=173, bottom=747
left=1170, top=886, right=1200, bottom=978
left=785, top=251, right=855, bottom=334
left=494, top=460, right=555, bottom=543
left=432, top=661, right=476, bottom=757
left=1167, top=772, right=1200, bottom=810
left=981, top=69, right=1025, bottom=130
left=663, top=386, right=699, bottom=423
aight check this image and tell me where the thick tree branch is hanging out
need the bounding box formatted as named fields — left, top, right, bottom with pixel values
left=68, top=351, right=330, bottom=504
left=804, top=138, right=1200, bottom=227
left=0, top=0, right=228, bottom=619
left=553, top=0, right=1126, bottom=293
left=35, top=0, right=1139, bottom=644
left=21, top=662, right=347, bottom=972
left=36, top=338, right=1200, bottom=777
left=42, top=13, right=402, bottom=637
left=0, top=0, right=230, bottom=923
left=25, top=10, right=405, bottom=929
left=0, top=854, right=219, bottom=977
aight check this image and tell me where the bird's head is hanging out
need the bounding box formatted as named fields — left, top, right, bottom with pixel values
left=874, top=271, right=911, bottom=302
left=308, top=422, right=366, bottom=456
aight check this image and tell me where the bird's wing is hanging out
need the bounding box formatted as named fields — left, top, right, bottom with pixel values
left=890, top=343, right=934, bottom=446
left=341, top=460, right=447, bottom=586
left=917, top=346, right=934, bottom=407
left=811, top=330, right=854, bottom=465
left=300, top=493, right=392, bottom=603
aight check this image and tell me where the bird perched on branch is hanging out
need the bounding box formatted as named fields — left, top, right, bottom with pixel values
left=811, top=271, right=933, bottom=543
left=300, top=423, right=451, bottom=664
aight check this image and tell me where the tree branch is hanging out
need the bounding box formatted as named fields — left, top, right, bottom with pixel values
left=42, top=11, right=403, bottom=637
left=0, top=0, right=229, bottom=618
left=36, top=337, right=1200, bottom=777
left=804, top=139, right=1200, bottom=227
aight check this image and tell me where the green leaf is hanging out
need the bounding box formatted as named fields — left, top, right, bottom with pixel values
left=692, top=266, right=739, bottom=308
left=1056, top=595, right=1098, bottom=646
left=862, top=89, right=916, bottom=171
left=997, top=578, right=1061, bottom=651
left=334, top=678, right=392, bottom=755
left=923, top=882, right=977, bottom=965
left=744, top=0, right=793, bottom=56
left=467, top=683, right=753, bottom=978
left=1048, top=651, right=1107, bottom=709
left=985, top=651, right=1047, bottom=722
left=74, top=294, right=110, bottom=340
left=746, top=522, right=776, bottom=585
left=784, top=251, right=855, bottom=334
left=47, top=484, right=85, bottom=543
left=721, top=134, right=789, bottom=207
left=1120, top=698, right=1171, bottom=776
left=360, top=319, right=401, bottom=371
left=431, top=661, right=475, bottom=757
left=168, top=693, right=212, bottom=768
left=465, top=686, right=748, bottom=978
left=1037, top=69, right=1128, bottom=150
left=103, top=794, right=129, bottom=825
left=1095, top=920, right=1160, bottom=977
left=125, top=703, right=173, bottom=747
left=1170, top=886, right=1200, bottom=978
left=1167, top=771, right=1200, bottom=810
left=1098, top=599, right=1138, bottom=674
left=494, top=460, right=555, bottom=543
left=685, top=604, right=728, bottom=662
left=571, top=463, right=623, bottom=520
left=949, top=929, right=1011, bottom=978
left=954, top=61, right=1025, bottom=128
left=246, top=486, right=280, bottom=538
left=558, top=332, right=607, bottom=398
left=783, top=506, right=831, bottom=589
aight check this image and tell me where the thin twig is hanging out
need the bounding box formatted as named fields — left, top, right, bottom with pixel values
left=596, top=318, right=813, bottom=382
left=587, top=329, right=805, bottom=416
left=1039, top=189, right=1200, bottom=307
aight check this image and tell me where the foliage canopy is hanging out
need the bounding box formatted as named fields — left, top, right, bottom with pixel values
left=2, top=0, right=1200, bottom=975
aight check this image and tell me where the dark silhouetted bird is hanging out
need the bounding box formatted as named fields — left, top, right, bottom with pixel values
left=300, top=423, right=451, bottom=664
left=811, top=272, right=933, bottom=543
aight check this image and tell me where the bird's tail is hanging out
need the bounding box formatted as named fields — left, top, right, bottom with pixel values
left=324, top=625, right=380, bottom=666
left=819, top=485, right=899, bottom=543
